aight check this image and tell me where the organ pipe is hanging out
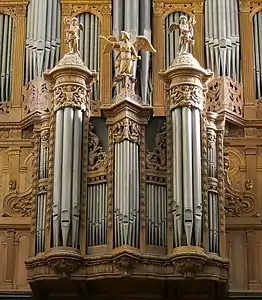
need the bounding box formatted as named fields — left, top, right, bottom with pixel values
left=0, top=14, right=14, bottom=102
left=78, top=13, right=100, bottom=101
left=252, top=11, right=262, bottom=99
left=204, top=0, right=240, bottom=82
left=25, top=0, right=61, bottom=84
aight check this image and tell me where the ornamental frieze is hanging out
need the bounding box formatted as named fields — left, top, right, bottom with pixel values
left=168, top=84, right=203, bottom=110
left=54, top=85, right=89, bottom=112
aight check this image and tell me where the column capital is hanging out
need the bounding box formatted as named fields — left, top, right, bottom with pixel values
left=44, top=53, right=98, bottom=113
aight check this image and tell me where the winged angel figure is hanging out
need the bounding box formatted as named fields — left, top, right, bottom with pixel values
left=168, top=15, right=196, bottom=54
left=65, top=17, right=84, bottom=54
left=100, top=31, right=156, bottom=88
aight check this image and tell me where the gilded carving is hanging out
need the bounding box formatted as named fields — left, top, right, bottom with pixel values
left=245, top=179, right=253, bottom=190
left=9, top=179, right=16, bottom=191
left=3, top=188, right=32, bottom=217
left=88, top=123, right=107, bottom=171
left=112, top=119, right=140, bottom=144
left=228, top=150, right=242, bottom=191
left=146, top=123, right=167, bottom=171
left=168, top=84, right=203, bottom=111
left=54, top=85, right=89, bottom=112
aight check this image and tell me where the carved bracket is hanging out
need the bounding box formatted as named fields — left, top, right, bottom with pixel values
left=112, top=119, right=140, bottom=144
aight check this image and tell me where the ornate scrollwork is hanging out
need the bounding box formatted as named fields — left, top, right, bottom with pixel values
left=168, top=84, right=203, bottom=111
left=146, top=123, right=167, bottom=171
left=88, top=123, right=107, bottom=171
left=3, top=188, right=32, bottom=217
left=54, top=85, right=89, bottom=112
left=112, top=119, right=140, bottom=144
left=0, top=102, right=11, bottom=113
left=225, top=189, right=254, bottom=217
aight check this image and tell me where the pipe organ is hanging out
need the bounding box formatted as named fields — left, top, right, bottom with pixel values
left=0, top=13, right=13, bottom=102
left=24, top=0, right=61, bottom=84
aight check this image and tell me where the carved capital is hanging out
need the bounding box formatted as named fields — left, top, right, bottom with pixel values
left=168, top=84, right=204, bottom=111
left=54, top=84, right=89, bottom=112
left=112, top=119, right=140, bottom=144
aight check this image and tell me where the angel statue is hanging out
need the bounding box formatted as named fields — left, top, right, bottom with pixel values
left=65, top=17, right=84, bottom=54
left=168, top=15, right=197, bottom=54
left=100, top=31, right=156, bottom=89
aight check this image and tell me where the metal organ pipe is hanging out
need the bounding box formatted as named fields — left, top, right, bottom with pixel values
left=252, top=11, right=262, bottom=99
left=25, top=0, right=61, bottom=83
left=204, top=0, right=240, bottom=81
left=0, top=14, right=13, bottom=102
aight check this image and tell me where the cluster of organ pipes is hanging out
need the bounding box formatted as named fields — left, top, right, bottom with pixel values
left=114, top=140, right=140, bottom=248
left=172, top=106, right=202, bottom=247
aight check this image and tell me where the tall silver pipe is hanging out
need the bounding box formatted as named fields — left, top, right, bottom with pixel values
left=71, top=109, right=83, bottom=248
left=61, top=107, right=74, bottom=246
left=52, top=109, right=64, bottom=247
left=172, top=109, right=183, bottom=246
left=192, top=108, right=202, bottom=246
left=182, top=107, right=193, bottom=246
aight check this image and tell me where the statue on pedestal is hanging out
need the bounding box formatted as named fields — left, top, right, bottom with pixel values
left=100, top=31, right=156, bottom=90
left=168, top=15, right=196, bottom=54
left=65, top=17, right=84, bottom=54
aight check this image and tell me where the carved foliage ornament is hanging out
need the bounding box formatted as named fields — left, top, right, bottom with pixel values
left=146, top=123, right=167, bottom=171
left=112, top=119, right=140, bottom=144
left=88, top=123, right=107, bottom=171
left=3, top=188, right=32, bottom=217
left=54, top=85, right=89, bottom=112
left=168, top=84, right=203, bottom=111
left=225, top=190, right=254, bottom=217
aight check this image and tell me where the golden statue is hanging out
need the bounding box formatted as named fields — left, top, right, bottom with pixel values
left=168, top=15, right=196, bottom=54
left=65, top=17, right=84, bottom=54
left=100, top=31, right=156, bottom=89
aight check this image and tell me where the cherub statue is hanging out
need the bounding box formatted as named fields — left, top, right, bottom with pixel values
left=168, top=15, right=196, bottom=54
left=100, top=31, right=156, bottom=89
left=65, top=17, right=84, bottom=54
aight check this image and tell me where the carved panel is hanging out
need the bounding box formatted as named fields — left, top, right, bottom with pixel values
left=227, top=148, right=244, bottom=191
left=3, top=188, right=32, bottom=217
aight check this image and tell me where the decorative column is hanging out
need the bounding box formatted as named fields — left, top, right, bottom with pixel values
left=44, top=19, right=97, bottom=251
left=159, top=53, right=213, bottom=250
